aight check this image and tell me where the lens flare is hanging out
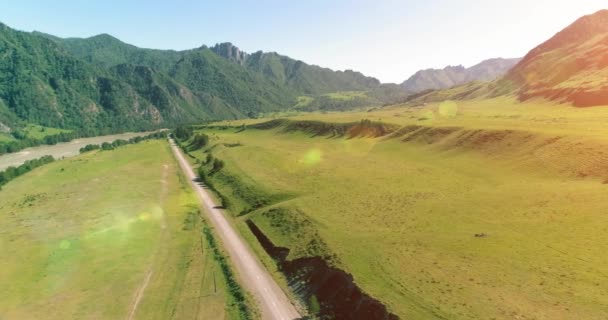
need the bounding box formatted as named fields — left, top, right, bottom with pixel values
left=420, top=110, right=435, bottom=121
left=438, top=101, right=458, bottom=118
left=138, top=212, right=151, bottom=221
left=59, top=240, right=71, bottom=250
left=302, top=149, right=322, bottom=165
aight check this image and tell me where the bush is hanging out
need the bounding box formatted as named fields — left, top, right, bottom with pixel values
left=101, top=142, right=114, bottom=150
left=79, top=144, right=100, bottom=153
left=190, top=133, right=209, bottom=150
left=212, top=159, right=225, bottom=174
left=198, top=165, right=207, bottom=182
left=205, top=153, right=214, bottom=165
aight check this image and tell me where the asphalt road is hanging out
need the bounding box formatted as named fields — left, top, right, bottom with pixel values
left=169, top=138, right=301, bottom=320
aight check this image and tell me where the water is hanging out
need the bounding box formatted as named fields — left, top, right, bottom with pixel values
left=0, top=132, right=151, bottom=171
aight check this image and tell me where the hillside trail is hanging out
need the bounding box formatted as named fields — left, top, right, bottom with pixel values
left=126, top=163, right=170, bottom=320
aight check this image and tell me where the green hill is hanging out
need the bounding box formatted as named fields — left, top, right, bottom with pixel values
left=1, top=22, right=398, bottom=141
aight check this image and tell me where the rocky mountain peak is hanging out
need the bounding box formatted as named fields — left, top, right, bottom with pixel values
left=210, top=42, right=249, bottom=65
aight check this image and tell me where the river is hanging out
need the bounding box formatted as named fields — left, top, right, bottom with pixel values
left=0, top=132, right=151, bottom=171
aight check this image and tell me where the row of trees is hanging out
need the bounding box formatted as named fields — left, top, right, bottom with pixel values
left=79, top=131, right=168, bottom=153
left=0, top=155, right=55, bottom=189
left=0, top=126, right=160, bottom=156
left=0, top=131, right=84, bottom=155
left=174, top=126, right=194, bottom=141
left=0, top=131, right=170, bottom=191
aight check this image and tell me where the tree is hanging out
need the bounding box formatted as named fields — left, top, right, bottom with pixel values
left=205, top=153, right=214, bottom=165
left=212, top=159, right=225, bottom=174
left=174, top=126, right=193, bottom=141
left=101, top=142, right=114, bottom=150
left=190, top=133, right=209, bottom=150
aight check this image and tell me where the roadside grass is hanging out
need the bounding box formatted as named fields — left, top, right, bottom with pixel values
left=0, top=141, right=240, bottom=319
left=192, top=99, right=608, bottom=319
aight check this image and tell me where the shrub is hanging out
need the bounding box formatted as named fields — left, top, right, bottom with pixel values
left=79, top=144, right=100, bottom=153
left=205, top=153, right=214, bottom=165
left=190, top=133, right=209, bottom=150
left=212, top=159, right=225, bottom=174
left=101, top=142, right=114, bottom=151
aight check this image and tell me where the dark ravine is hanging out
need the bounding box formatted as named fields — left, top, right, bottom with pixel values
left=246, top=221, right=399, bottom=320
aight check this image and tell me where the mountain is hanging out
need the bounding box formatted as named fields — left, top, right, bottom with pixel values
left=244, top=50, right=381, bottom=94
left=58, top=33, right=184, bottom=72
left=59, top=38, right=383, bottom=96
left=48, top=35, right=391, bottom=113
left=210, top=42, right=248, bottom=65
left=505, top=9, right=608, bottom=107
left=0, top=23, right=185, bottom=133
left=401, top=58, right=521, bottom=93
left=0, top=22, right=391, bottom=136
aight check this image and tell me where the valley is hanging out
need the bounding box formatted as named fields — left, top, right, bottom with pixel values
left=2, top=5, right=608, bottom=320
left=187, top=98, right=608, bottom=319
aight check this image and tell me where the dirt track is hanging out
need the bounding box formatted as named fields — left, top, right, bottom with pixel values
left=169, top=138, right=300, bottom=320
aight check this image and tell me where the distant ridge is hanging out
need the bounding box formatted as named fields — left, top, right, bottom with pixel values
left=406, top=9, right=608, bottom=107
left=401, top=58, right=521, bottom=93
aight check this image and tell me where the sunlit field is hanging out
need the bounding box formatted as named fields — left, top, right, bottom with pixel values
left=0, top=141, right=233, bottom=319
left=217, top=96, right=608, bottom=136
left=193, top=98, right=608, bottom=319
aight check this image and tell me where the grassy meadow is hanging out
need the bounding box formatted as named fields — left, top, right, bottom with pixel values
left=0, top=140, right=242, bottom=319
left=192, top=98, right=608, bottom=319
left=22, top=124, right=72, bottom=140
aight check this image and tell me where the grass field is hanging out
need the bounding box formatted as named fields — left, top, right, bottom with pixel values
left=0, top=132, right=14, bottom=142
left=22, top=124, right=71, bottom=140
left=0, top=140, right=243, bottom=319
left=194, top=98, right=608, bottom=319
left=322, top=91, right=368, bottom=101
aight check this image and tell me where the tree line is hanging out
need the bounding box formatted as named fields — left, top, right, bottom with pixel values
left=0, top=127, right=156, bottom=156
left=0, top=132, right=169, bottom=191
left=0, top=155, right=55, bottom=190
left=79, top=131, right=168, bottom=153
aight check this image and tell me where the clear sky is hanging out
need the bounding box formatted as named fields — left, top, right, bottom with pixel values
left=1, top=0, right=606, bottom=83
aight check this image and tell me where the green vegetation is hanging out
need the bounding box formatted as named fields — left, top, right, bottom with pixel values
left=203, top=225, right=253, bottom=319
left=78, top=131, right=168, bottom=153
left=0, top=155, right=54, bottom=189
left=293, top=91, right=380, bottom=112
left=0, top=24, right=404, bottom=136
left=0, top=140, right=248, bottom=319
left=21, top=124, right=71, bottom=140
left=251, top=207, right=333, bottom=261
left=0, top=129, right=80, bottom=155
left=188, top=100, right=608, bottom=319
